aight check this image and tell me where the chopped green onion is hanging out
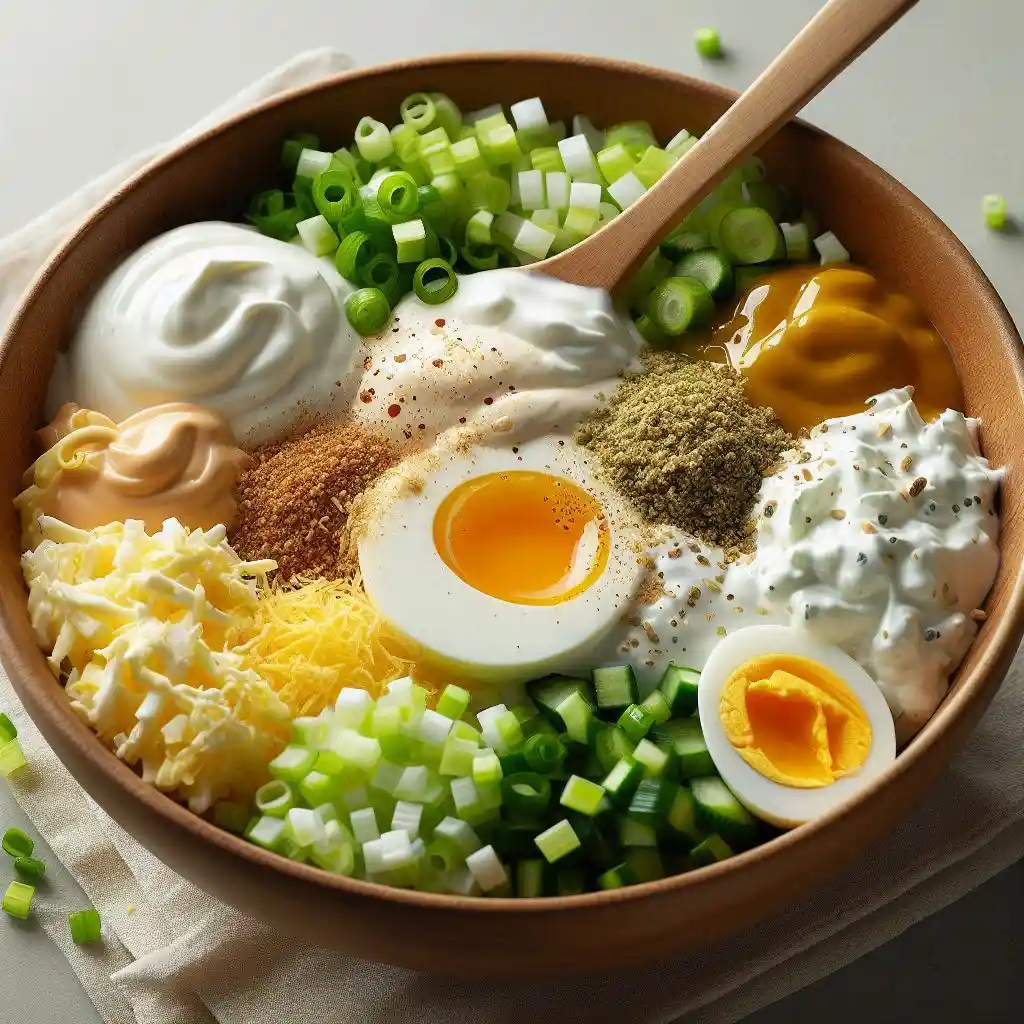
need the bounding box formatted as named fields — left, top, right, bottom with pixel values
left=479, top=124, right=522, bottom=166
left=269, top=745, right=318, bottom=784
left=354, top=116, right=394, bottom=163
left=633, top=147, right=675, bottom=188
left=562, top=206, right=600, bottom=240
left=295, top=214, right=339, bottom=257
left=391, top=122, right=422, bottom=164
left=647, top=276, right=715, bottom=335
left=594, top=727, right=635, bottom=775
left=558, top=134, right=599, bottom=180
left=719, top=207, right=784, bottom=264
left=982, top=194, right=1008, bottom=230
left=465, top=844, right=508, bottom=892
left=376, top=171, right=420, bottom=221
left=624, top=847, right=665, bottom=883
left=2, top=881, right=34, bottom=920
left=465, top=209, right=494, bottom=246
left=510, top=97, right=549, bottom=133
left=68, top=908, right=102, bottom=944
left=619, top=817, right=658, bottom=848
left=435, top=684, right=471, bottom=721
left=607, top=172, right=647, bottom=210
left=335, top=231, right=377, bottom=283
left=689, top=834, right=734, bottom=868
left=401, top=92, right=437, bottom=132
left=212, top=801, right=251, bottom=835
left=531, top=209, right=560, bottom=231
left=0, top=739, right=22, bottom=777
left=515, top=859, right=546, bottom=897
left=14, top=856, right=46, bottom=883
left=531, top=146, right=565, bottom=174
left=429, top=93, right=463, bottom=137
left=349, top=807, right=380, bottom=845
left=666, top=784, right=705, bottom=844
left=502, top=772, right=551, bottom=815
left=312, top=171, right=358, bottom=224
left=295, top=148, right=333, bottom=179
left=2, top=827, right=34, bottom=859
left=635, top=314, right=667, bottom=346
left=0, top=713, right=17, bottom=744
left=544, top=172, right=571, bottom=211
left=596, top=143, right=636, bottom=185
left=665, top=128, right=694, bottom=156
left=598, top=862, right=640, bottom=890
left=522, top=733, right=565, bottom=774
left=554, top=690, right=595, bottom=745
left=473, top=749, right=503, bottom=787
left=695, top=27, right=723, bottom=59
left=392, top=800, right=424, bottom=839
left=346, top=288, right=391, bottom=336
left=247, top=815, right=287, bottom=852
left=392, top=219, right=428, bottom=263
left=413, top=258, right=458, bottom=304
left=534, top=819, right=580, bottom=864
left=298, top=771, right=337, bottom=809
left=559, top=775, right=606, bottom=816
left=282, top=132, right=320, bottom=171
left=466, top=172, right=511, bottom=214
left=451, top=136, right=487, bottom=179
left=814, top=230, right=851, bottom=265
left=556, top=867, right=587, bottom=895
left=605, top=121, right=657, bottom=156
left=431, top=172, right=466, bottom=214
left=359, top=253, right=401, bottom=303
left=781, top=221, right=813, bottom=261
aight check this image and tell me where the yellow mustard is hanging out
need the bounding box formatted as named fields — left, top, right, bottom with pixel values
left=684, top=266, right=963, bottom=433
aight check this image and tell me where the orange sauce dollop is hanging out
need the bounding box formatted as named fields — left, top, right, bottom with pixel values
left=683, top=266, right=963, bottom=433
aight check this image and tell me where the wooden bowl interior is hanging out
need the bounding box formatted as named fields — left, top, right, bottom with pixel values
left=1, top=54, right=1022, bottom=975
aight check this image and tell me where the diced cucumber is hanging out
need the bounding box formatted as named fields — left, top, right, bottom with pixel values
left=691, top=776, right=758, bottom=847
left=619, top=817, right=658, bottom=847
left=626, top=777, right=674, bottom=828
left=651, top=717, right=715, bottom=779
left=719, top=206, right=785, bottom=264
left=555, top=690, right=597, bottom=745
left=515, top=858, right=546, bottom=897
left=617, top=703, right=655, bottom=743
left=592, top=665, right=639, bottom=714
left=593, top=726, right=636, bottom=774
left=624, top=847, right=665, bottom=883
left=688, top=833, right=734, bottom=868
left=638, top=689, right=671, bottom=726
left=526, top=674, right=592, bottom=725
left=647, top=276, right=715, bottom=335
left=740, top=181, right=788, bottom=222
left=602, top=757, right=643, bottom=810
left=672, top=248, right=734, bottom=300
left=659, top=662, right=700, bottom=716
left=665, top=784, right=705, bottom=844
left=633, top=738, right=671, bottom=778
left=780, top=221, right=812, bottom=262
left=598, top=861, right=640, bottom=890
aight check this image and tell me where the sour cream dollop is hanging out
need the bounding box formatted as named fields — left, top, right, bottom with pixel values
left=59, top=223, right=362, bottom=445
left=752, top=388, right=1001, bottom=737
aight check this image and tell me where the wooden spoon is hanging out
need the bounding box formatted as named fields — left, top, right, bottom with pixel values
left=536, top=0, right=919, bottom=292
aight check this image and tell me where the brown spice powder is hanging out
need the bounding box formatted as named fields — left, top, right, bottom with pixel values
left=574, top=352, right=792, bottom=549
left=230, top=420, right=399, bottom=580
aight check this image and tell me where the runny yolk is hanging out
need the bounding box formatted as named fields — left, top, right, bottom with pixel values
left=718, top=652, right=872, bottom=789
left=683, top=265, right=963, bottom=433
left=432, top=470, right=610, bottom=606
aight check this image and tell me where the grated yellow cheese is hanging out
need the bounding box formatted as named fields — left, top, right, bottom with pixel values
left=231, top=576, right=422, bottom=717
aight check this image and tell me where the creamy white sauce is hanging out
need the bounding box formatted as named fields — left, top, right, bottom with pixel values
left=752, top=388, right=1000, bottom=736
left=58, top=223, right=363, bottom=446
left=349, top=269, right=642, bottom=447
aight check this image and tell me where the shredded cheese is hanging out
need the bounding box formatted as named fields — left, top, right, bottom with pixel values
left=231, top=576, right=421, bottom=716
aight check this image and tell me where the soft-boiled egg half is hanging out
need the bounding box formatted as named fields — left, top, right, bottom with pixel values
left=697, top=625, right=896, bottom=828
left=357, top=438, right=643, bottom=680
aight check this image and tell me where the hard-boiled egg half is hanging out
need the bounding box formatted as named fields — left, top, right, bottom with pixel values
left=357, top=438, right=643, bottom=681
left=697, top=625, right=896, bottom=828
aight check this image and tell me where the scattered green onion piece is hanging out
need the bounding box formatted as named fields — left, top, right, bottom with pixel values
left=14, top=856, right=46, bottom=883
left=68, top=908, right=102, bottom=944
left=554, top=690, right=596, bottom=746
left=281, top=132, right=320, bottom=171
left=633, top=146, right=675, bottom=188
left=451, top=136, right=487, bottom=179
left=440, top=736, right=479, bottom=777
left=312, top=171, right=358, bottom=224
left=269, top=745, right=318, bottom=784
left=359, top=253, right=401, bottom=303
left=428, top=93, right=463, bottom=137
left=624, top=847, right=665, bottom=883
left=0, top=740, right=26, bottom=777
left=391, top=122, right=423, bottom=164
left=596, top=143, right=636, bottom=185
left=563, top=206, right=600, bottom=240
left=212, top=801, right=251, bottom=835
left=530, top=146, right=565, bottom=174
left=634, top=314, right=667, bottom=347
left=296, top=148, right=333, bottom=180
left=598, top=862, right=640, bottom=890
left=559, top=775, right=606, bottom=817
left=619, top=817, right=658, bottom=848
left=472, top=750, right=503, bottom=788
left=0, top=712, right=16, bottom=744
left=742, top=181, right=789, bottom=222
left=689, top=834, right=734, bottom=868
left=413, top=258, right=458, bottom=304
left=498, top=751, right=531, bottom=777
left=2, top=881, right=34, bottom=920
left=466, top=210, right=495, bottom=246
left=346, top=287, right=392, bottom=336
left=435, top=233, right=460, bottom=268
left=2, top=827, right=34, bottom=859
left=781, top=221, right=813, bottom=261
left=479, top=124, right=522, bottom=166
left=814, top=229, right=851, bottom=265
left=605, top=121, right=657, bottom=155
left=296, top=214, right=339, bottom=257
left=430, top=172, right=466, bottom=215
left=465, top=845, right=508, bottom=893
left=982, top=194, right=1008, bottom=230
left=531, top=208, right=560, bottom=231
left=719, top=206, right=784, bottom=264
left=695, top=27, right=723, bottom=58
left=299, top=771, right=337, bottom=810
left=647, top=276, right=715, bottom=335
left=354, top=116, right=394, bottom=163
left=435, top=684, right=471, bottom=721
left=523, top=733, right=565, bottom=775
left=401, top=92, right=438, bottom=132
left=335, top=231, right=377, bottom=283
left=375, top=172, right=420, bottom=221
left=247, top=814, right=287, bottom=852
left=392, top=219, right=428, bottom=264
left=607, top=172, right=647, bottom=210
left=534, top=819, right=580, bottom=864
left=515, top=859, right=546, bottom=897
left=502, top=772, right=551, bottom=816
left=255, top=779, right=296, bottom=819
left=466, top=172, right=511, bottom=214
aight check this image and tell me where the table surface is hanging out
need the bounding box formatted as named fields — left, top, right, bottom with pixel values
left=1, top=1, right=1022, bottom=1021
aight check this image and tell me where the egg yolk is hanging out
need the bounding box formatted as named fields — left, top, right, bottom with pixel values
left=432, top=470, right=610, bottom=606
left=683, top=266, right=963, bottom=433
left=718, top=653, right=872, bottom=789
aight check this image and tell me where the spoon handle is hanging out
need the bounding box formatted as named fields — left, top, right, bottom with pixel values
left=538, top=0, right=919, bottom=293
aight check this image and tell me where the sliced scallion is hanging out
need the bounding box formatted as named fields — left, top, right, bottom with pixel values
left=68, top=908, right=102, bottom=944
left=346, top=287, right=391, bottom=336
left=413, top=258, right=458, bottom=304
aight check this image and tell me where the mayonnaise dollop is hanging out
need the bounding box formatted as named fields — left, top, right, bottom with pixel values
left=350, top=269, right=642, bottom=446
left=752, top=388, right=1001, bottom=736
left=59, top=223, right=362, bottom=445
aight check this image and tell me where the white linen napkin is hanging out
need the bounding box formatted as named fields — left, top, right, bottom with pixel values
left=1, top=47, right=1022, bottom=1024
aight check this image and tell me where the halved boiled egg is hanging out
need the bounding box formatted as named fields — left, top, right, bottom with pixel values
left=357, top=438, right=643, bottom=681
left=697, top=625, right=896, bottom=828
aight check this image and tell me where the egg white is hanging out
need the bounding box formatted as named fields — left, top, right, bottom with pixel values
left=697, top=625, right=897, bottom=828
left=357, top=437, right=644, bottom=682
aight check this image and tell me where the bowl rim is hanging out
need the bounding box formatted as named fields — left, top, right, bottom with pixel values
left=3, top=49, right=1024, bottom=916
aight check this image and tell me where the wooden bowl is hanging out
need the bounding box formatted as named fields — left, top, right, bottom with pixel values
left=2, top=53, right=1022, bottom=977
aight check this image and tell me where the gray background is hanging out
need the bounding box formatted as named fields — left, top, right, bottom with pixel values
left=0, top=0, right=1021, bottom=1020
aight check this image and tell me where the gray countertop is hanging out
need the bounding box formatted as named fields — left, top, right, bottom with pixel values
left=1, top=0, right=1021, bottom=1020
